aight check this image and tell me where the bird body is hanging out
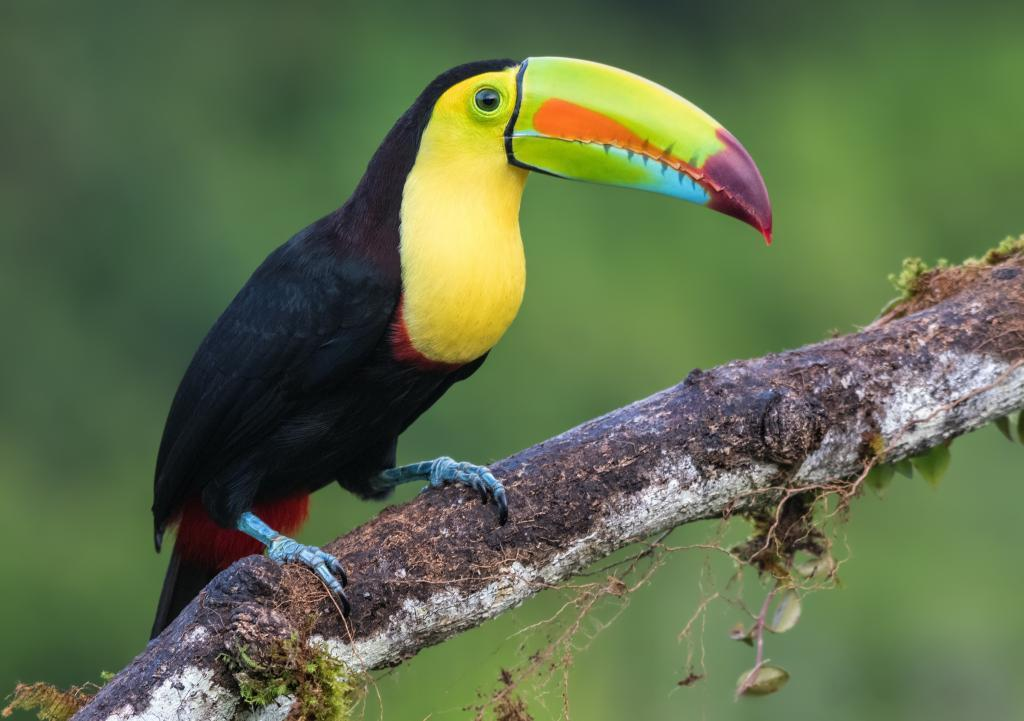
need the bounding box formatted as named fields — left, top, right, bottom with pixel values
left=151, top=57, right=772, bottom=637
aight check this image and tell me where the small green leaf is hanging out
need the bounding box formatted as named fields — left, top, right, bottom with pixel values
left=737, top=665, right=790, bottom=696
left=1017, top=412, right=1024, bottom=444
left=994, top=415, right=1013, bottom=442
left=911, top=444, right=951, bottom=487
left=729, top=622, right=754, bottom=646
left=892, top=458, right=914, bottom=478
left=795, top=554, right=835, bottom=580
left=865, top=463, right=895, bottom=495
left=769, top=590, right=802, bottom=633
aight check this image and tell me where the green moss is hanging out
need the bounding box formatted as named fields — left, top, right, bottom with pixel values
left=887, top=256, right=948, bottom=299
left=884, top=234, right=1023, bottom=314
left=976, top=234, right=1024, bottom=265
left=889, top=234, right=1024, bottom=298
left=865, top=433, right=886, bottom=458
left=220, top=634, right=359, bottom=721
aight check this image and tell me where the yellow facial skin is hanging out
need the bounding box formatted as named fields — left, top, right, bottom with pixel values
left=399, top=66, right=528, bottom=365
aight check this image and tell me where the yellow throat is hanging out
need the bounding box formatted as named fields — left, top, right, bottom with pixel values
left=398, top=71, right=528, bottom=366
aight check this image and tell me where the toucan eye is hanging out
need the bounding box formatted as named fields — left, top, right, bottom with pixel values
left=474, top=88, right=501, bottom=113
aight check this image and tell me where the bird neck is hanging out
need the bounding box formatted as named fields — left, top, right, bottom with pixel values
left=398, top=136, right=528, bottom=366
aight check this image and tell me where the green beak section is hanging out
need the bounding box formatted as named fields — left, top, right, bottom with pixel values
left=505, top=56, right=772, bottom=242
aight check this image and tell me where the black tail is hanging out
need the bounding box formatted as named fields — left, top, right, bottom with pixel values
left=151, top=546, right=217, bottom=639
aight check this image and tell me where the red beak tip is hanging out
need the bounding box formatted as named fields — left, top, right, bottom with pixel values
left=762, top=228, right=773, bottom=246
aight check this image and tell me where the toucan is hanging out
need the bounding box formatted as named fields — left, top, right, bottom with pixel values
left=150, top=57, right=772, bottom=637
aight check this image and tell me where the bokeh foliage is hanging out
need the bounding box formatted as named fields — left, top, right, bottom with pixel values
left=3, top=1, right=1024, bottom=719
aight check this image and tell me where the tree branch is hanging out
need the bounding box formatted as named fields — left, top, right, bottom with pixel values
left=72, top=253, right=1024, bottom=721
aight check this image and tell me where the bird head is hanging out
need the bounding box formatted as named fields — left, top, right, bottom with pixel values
left=409, top=56, right=772, bottom=244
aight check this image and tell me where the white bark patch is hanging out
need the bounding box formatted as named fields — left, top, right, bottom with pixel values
left=99, top=666, right=296, bottom=721
left=103, top=666, right=236, bottom=721
left=183, top=626, right=210, bottom=646
left=880, top=350, right=1024, bottom=453
left=798, top=350, right=1024, bottom=483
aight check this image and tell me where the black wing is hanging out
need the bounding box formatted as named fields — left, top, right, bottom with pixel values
left=152, top=222, right=398, bottom=541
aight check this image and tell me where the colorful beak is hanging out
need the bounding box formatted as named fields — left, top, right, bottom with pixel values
left=505, top=57, right=773, bottom=243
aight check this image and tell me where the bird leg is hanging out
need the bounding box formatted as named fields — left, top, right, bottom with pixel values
left=377, top=456, right=508, bottom=525
left=235, top=511, right=350, bottom=614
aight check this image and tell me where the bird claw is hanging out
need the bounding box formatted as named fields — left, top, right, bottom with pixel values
left=266, top=535, right=351, bottom=615
left=424, top=456, right=509, bottom=525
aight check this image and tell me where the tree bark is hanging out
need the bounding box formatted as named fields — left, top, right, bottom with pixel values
left=72, top=253, right=1024, bottom=721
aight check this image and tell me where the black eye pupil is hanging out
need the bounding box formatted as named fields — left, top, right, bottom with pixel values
left=475, top=89, right=500, bottom=111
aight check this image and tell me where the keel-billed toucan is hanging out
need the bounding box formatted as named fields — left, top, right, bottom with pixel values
left=150, top=57, right=772, bottom=636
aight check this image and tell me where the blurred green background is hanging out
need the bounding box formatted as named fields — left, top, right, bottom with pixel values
left=3, top=1, right=1024, bottom=719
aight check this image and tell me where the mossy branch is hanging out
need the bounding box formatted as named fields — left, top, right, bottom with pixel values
left=61, top=243, right=1024, bottom=721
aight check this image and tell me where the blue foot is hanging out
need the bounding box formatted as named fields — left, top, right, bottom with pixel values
left=236, top=511, right=350, bottom=614
left=378, top=456, right=509, bottom=525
